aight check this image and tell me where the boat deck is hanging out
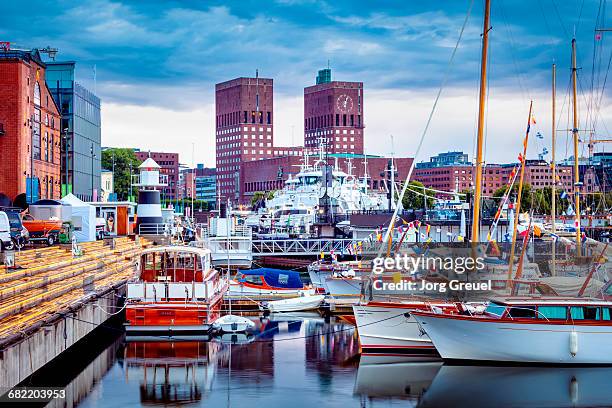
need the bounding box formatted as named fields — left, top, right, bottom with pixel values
left=0, top=237, right=150, bottom=347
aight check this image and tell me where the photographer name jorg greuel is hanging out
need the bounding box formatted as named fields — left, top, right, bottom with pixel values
left=371, top=254, right=486, bottom=274
left=372, top=279, right=492, bottom=293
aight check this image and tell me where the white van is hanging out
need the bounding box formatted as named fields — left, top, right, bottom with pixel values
left=0, top=212, right=13, bottom=250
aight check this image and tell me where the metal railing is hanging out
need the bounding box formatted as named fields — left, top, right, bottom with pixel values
left=251, top=238, right=379, bottom=257
left=138, top=223, right=171, bottom=236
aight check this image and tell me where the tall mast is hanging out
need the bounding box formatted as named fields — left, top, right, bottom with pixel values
left=507, top=101, right=533, bottom=281
left=470, top=0, right=491, bottom=244
left=571, top=38, right=582, bottom=255
left=551, top=62, right=557, bottom=276
left=551, top=63, right=557, bottom=234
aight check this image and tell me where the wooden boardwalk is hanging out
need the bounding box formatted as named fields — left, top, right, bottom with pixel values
left=0, top=237, right=149, bottom=347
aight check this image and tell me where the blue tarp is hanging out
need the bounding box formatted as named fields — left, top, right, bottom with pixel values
left=241, top=268, right=304, bottom=289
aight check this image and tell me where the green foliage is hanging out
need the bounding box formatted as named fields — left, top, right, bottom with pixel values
left=101, top=148, right=141, bottom=200
left=402, top=181, right=435, bottom=210
left=162, top=198, right=209, bottom=211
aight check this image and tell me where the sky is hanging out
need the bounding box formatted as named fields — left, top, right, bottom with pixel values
left=1, top=0, right=610, bottom=168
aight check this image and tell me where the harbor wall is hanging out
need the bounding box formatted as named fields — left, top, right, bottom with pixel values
left=0, top=287, right=124, bottom=390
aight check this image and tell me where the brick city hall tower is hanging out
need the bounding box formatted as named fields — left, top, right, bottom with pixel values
left=304, top=69, right=364, bottom=154
left=215, top=73, right=273, bottom=202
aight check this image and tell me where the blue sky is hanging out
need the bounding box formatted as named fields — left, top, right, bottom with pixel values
left=1, top=0, right=609, bottom=166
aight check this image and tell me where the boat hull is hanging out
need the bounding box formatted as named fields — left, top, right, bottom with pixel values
left=265, top=295, right=325, bottom=312
left=413, top=313, right=612, bottom=364
left=125, top=296, right=223, bottom=334
left=352, top=303, right=436, bottom=356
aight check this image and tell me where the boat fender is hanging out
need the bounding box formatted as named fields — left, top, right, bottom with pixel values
left=569, top=330, right=578, bottom=357
left=569, top=376, right=578, bottom=404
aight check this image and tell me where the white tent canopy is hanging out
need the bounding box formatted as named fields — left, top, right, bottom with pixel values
left=61, top=194, right=96, bottom=242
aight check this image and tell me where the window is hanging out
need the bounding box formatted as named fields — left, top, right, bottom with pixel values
left=267, top=111, right=271, bottom=124
left=603, top=308, right=611, bottom=320
left=538, top=306, right=567, bottom=319
left=485, top=302, right=506, bottom=316
left=570, top=306, right=599, bottom=320
left=336, top=114, right=339, bottom=126
left=343, top=114, right=347, bottom=126
left=508, top=305, right=536, bottom=318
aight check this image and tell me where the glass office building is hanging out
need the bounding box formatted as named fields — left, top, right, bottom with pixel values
left=46, top=62, right=101, bottom=201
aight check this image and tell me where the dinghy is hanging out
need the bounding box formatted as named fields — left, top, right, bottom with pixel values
left=262, top=294, right=325, bottom=313
left=212, top=314, right=255, bottom=333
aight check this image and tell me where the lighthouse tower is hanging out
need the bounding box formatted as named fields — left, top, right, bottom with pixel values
left=133, top=157, right=167, bottom=231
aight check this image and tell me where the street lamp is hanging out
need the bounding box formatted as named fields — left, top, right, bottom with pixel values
left=129, top=162, right=133, bottom=201
left=90, top=143, right=96, bottom=201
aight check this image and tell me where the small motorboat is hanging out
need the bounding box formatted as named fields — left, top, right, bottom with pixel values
left=125, top=246, right=228, bottom=334
left=228, top=268, right=315, bottom=300
left=212, top=314, right=255, bottom=333
left=262, top=294, right=325, bottom=313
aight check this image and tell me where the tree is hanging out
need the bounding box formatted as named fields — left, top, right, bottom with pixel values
left=402, top=181, right=435, bottom=210
left=101, top=148, right=141, bottom=201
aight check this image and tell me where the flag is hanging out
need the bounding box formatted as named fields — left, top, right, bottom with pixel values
left=574, top=218, right=580, bottom=228
left=550, top=233, right=559, bottom=242
left=581, top=232, right=587, bottom=243
left=490, top=240, right=501, bottom=256
left=560, top=190, right=568, bottom=199
left=426, top=224, right=431, bottom=236
left=320, top=251, right=324, bottom=260
left=523, top=137, right=528, bottom=150
left=518, top=153, right=524, bottom=163
left=531, top=115, right=537, bottom=125
left=392, top=272, right=402, bottom=284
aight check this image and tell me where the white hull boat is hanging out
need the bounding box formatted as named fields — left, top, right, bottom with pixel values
left=412, top=298, right=612, bottom=364
left=212, top=314, right=255, bottom=333
left=352, top=302, right=438, bottom=356
left=263, top=294, right=325, bottom=313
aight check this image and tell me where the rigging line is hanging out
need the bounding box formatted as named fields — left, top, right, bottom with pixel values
left=377, top=0, right=475, bottom=258
left=495, top=0, right=528, bottom=102
left=587, top=0, right=605, bottom=134
left=551, top=0, right=571, bottom=41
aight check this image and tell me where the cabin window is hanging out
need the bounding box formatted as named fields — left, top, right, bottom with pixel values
left=242, top=274, right=263, bottom=285
left=570, top=306, right=599, bottom=320
left=485, top=302, right=506, bottom=317
left=602, top=308, right=611, bottom=321
left=538, top=306, right=567, bottom=320
left=144, top=253, right=160, bottom=270
left=508, top=305, right=536, bottom=318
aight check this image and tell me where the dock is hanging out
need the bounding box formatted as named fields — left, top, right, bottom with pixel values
left=0, top=237, right=149, bottom=389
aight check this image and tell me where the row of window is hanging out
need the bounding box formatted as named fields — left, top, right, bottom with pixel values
left=217, top=111, right=272, bottom=127
left=488, top=303, right=612, bottom=320
left=305, top=113, right=361, bottom=130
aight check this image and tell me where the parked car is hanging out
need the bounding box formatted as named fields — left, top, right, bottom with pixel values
left=3, top=209, right=29, bottom=249
left=0, top=211, right=13, bottom=250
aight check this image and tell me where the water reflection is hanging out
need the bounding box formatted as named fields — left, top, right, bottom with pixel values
left=419, top=365, right=612, bottom=408
left=77, top=315, right=367, bottom=408
left=354, top=357, right=442, bottom=402
left=43, top=316, right=612, bottom=408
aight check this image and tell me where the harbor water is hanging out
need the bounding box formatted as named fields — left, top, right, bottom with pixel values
left=17, top=314, right=612, bottom=408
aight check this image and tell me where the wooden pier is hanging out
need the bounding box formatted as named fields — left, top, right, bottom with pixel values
left=0, top=237, right=149, bottom=389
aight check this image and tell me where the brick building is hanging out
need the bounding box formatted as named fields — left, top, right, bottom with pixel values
left=135, top=151, right=179, bottom=200
left=304, top=69, right=364, bottom=154
left=215, top=76, right=274, bottom=202
left=0, top=48, right=61, bottom=202
left=413, top=152, right=575, bottom=198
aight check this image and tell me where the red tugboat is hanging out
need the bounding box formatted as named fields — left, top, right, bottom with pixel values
left=125, top=246, right=228, bottom=334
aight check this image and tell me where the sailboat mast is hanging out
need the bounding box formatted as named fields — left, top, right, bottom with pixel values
left=470, top=0, right=491, bottom=243
left=551, top=62, right=557, bottom=276
left=507, top=101, right=533, bottom=281
left=551, top=63, right=557, bottom=234
left=571, top=38, right=582, bottom=255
